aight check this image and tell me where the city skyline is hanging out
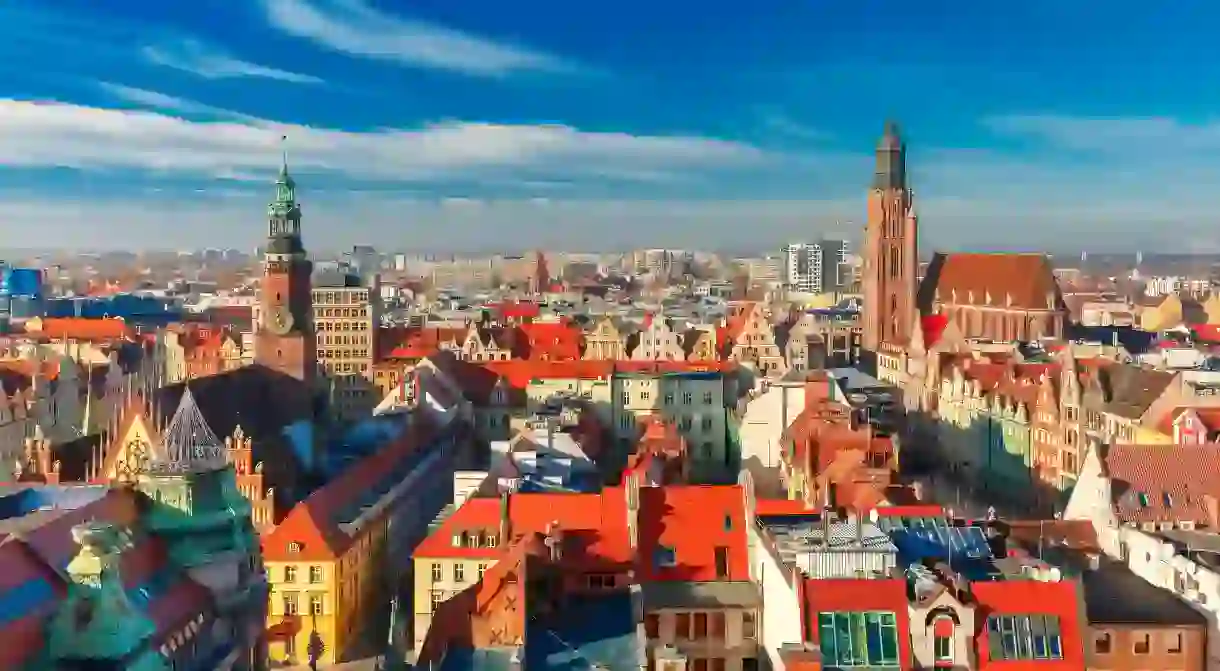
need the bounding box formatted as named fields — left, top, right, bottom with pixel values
left=3, top=0, right=1220, bottom=250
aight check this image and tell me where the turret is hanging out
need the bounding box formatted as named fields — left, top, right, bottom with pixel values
left=48, top=521, right=156, bottom=667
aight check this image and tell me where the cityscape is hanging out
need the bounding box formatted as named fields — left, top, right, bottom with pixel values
left=5, top=2, right=1220, bottom=671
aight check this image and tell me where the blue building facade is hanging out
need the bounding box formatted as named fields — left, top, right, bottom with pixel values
left=45, top=294, right=184, bottom=326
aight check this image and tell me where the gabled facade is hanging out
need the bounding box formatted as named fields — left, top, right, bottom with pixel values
left=720, top=302, right=786, bottom=377
left=584, top=317, right=628, bottom=360
left=631, top=315, right=685, bottom=361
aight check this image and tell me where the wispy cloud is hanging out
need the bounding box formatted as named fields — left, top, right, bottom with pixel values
left=259, top=0, right=578, bottom=77
left=983, top=114, right=1220, bottom=155
left=142, top=38, right=323, bottom=84
left=0, top=96, right=764, bottom=182
left=96, top=83, right=259, bottom=123
left=757, top=110, right=828, bottom=141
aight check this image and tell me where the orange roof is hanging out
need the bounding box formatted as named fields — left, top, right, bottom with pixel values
left=518, top=321, right=583, bottom=360
left=922, top=252, right=1063, bottom=311
left=27, top=317, right=132, bottom=341
left=261, top=413, right=439, bottom=561
left=415, top=483, right=750, bottom=582
left=974, top=580, right=1086, bottom=669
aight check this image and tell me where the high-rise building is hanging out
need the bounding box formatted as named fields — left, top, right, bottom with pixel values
left=313, top=264, right=381, bottom=420
left=783, top=240, right=849, bottom=293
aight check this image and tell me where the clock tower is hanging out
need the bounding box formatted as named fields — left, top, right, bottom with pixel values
left=255, top=154, right=317, bottom=384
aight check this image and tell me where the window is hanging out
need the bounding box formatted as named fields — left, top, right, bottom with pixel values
left=1094, top=631, right=1111, bottom=654
left=1166, top=631, right=1183, bottom=654
left=1133, top=632, right=1150, bottom=654
left=284, top=566, right=297, bottom=583
left=683, top=392, right=693, bottom=405
left=431, top=563, right=442, bottom=582
left=816, top=611, right=900, bottom=667
left=309, top=566, right=323, bottom=583
left=478, top=563, right=488, bottom=580
left=675, top=613, right=691, bottom=638
left=282, top=592, right=299, bottom=615
left=454, top=564, right=465, bottom=583
left=934, top=635, right=952, bottom=662
left=694, top=613, right=708, bottom=639
left=742, top=612, right=757, bottom=639
left=645, top=614, right=660, bottom=638
left=430, top=590, right=444, bottom=612
left=654, top=546, right=677, bottom=568
left=715, top=547, right=730, bottom=579
left=986, top=615, right=1063, bottom=661
left=703, top=392, right=714, bottom=404
left=309, top=593, right=324, bottom=616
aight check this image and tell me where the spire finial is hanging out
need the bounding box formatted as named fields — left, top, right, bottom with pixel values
left=280, top=134, right=289, bottom=175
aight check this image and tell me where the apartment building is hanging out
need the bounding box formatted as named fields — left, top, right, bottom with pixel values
left=783, top=240, right=849, bottom=294
left=312, top=266, right=381, bottom=419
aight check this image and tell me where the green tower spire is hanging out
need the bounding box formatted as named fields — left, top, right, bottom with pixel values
left=46, top=522, right=169, bottom=669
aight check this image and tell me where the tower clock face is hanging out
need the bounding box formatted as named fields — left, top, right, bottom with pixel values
left=267, top=306, right=295, bottom=335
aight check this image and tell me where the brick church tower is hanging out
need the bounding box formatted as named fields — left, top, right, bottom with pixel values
left=255, top=153, right=317, bottom=384
left=862, top=122, right=918, bottom=353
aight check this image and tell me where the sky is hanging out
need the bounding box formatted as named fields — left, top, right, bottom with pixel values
left=3, top=0, right=1220, bottom=252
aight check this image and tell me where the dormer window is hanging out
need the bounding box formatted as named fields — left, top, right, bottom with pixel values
left=288, top=542, right=301, bottom=554
left=654, top=545, right=677, bottom=568
left=1138, top=492, right=1150, bottom=508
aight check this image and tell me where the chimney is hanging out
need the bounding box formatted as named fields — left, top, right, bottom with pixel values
left=499, top=490, right=513, bottom=544
left=1204, top=494, right=1220, bottom=531
left=626, top=470, right=641, bottom=548
left=821, top=486, right=833, bottom=550
left=545, top=520, right=563, bottom=562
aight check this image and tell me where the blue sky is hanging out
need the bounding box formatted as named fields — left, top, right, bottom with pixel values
left=2, top=0, right=1220, bottom=252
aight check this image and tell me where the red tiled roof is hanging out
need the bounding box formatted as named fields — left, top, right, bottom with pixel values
left=518, top=321, right=583, bottom=360
left=1191, top=323, right=1220, bottom=343
left=495, top=301, right=540, bottom=319
left=754, top=498, right=816, bottom=516
left=1102, top=444, right=1220, bottom=525
left=415, top=484, right=750, bottom=582
left=922, top=252, right=1063, bottom=311
left=27, top=317, right=132, bottom=341
left=261, top=413, right=440, bottom=561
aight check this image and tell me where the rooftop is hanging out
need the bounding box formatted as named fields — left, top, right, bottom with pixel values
left=1080, top=557, right=1209, bottom=626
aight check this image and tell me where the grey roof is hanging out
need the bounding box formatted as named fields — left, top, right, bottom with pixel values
left=1081, top=558, right=1208, bottom=626
left=641, top=581, right=761, bottom=610
left=1100, top=365, right=1176, bottom=420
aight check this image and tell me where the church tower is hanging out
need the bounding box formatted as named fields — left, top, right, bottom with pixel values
left=862, top=122, right=918, bottom=353
left=255, top=153, right=317, bottom=384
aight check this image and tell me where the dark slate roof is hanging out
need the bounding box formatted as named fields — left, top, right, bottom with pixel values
left=1081, top=558, right=1208, bottom=626
left=1064, top=325, right=1158, bottom=356
left=1099, top=365, right=1176, bottom=420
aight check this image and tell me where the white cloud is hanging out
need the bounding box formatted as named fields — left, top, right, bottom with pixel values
left=983, top=114, right=1220, bottom=155
left=260, top=0, right=576, bottom=76
left=0, top=97, right=764, bottom=182
left=142, top=39, right=323, bottom=84
left=96, top=83, right=260, bottom=123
